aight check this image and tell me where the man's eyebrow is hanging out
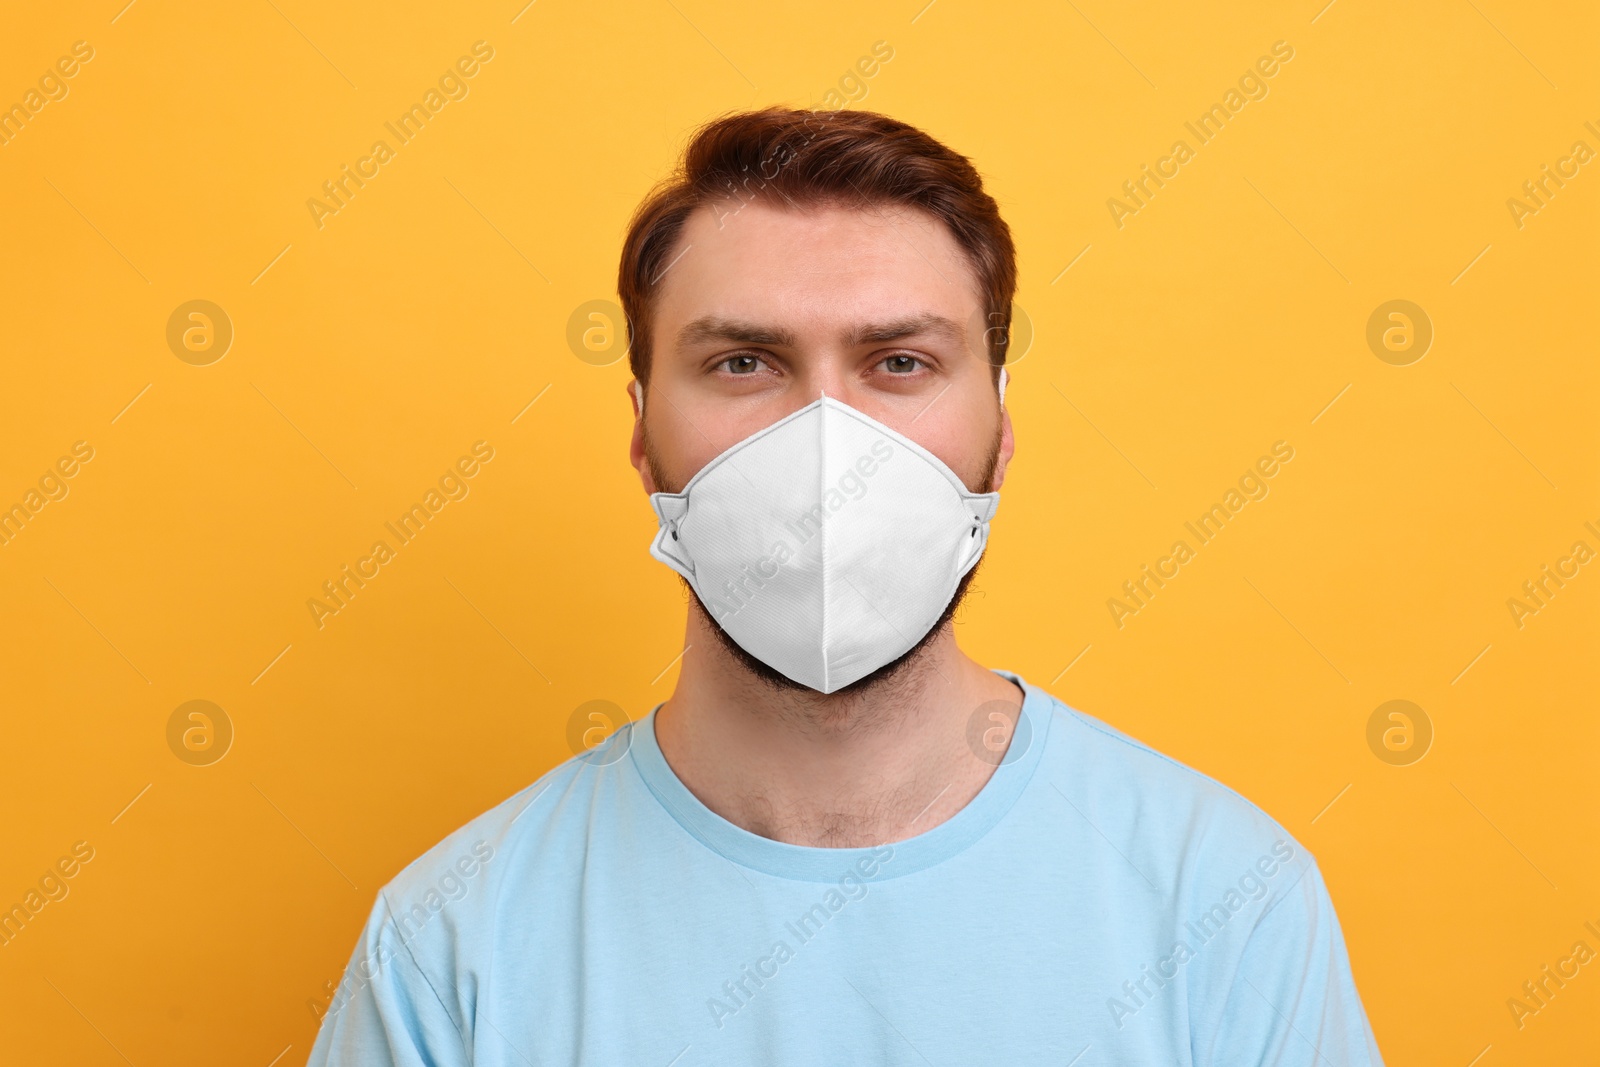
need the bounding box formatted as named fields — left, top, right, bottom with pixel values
left=847, top=314, right=966, bottom=347
left=676, top=313, right=966, bottom=350
left=677, top=317, right=797, bottom=349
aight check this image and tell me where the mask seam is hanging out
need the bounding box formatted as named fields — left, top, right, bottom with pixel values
left=819, top=395, right=830, bottom=692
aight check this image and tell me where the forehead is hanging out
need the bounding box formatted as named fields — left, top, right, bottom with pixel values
left=652, top=198, right=982, bottom=337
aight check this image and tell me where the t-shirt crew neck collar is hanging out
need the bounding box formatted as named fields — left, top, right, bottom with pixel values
left=626, top=670, right=1050, bottom=883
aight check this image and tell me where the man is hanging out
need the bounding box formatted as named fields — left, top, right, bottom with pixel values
left=308, top=107, right=1383, bottom=1065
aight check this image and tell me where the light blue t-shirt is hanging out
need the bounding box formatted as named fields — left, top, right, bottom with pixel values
left=307, top=672, right=1383, bottom=1065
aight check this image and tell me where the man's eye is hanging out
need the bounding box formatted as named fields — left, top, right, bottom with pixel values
left=882, top=354, right=924, bottom=374
left=721, top=354, right=765, bottom=374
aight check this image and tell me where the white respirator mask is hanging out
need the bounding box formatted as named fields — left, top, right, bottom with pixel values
left=640, top=372, right=1005, bottom=694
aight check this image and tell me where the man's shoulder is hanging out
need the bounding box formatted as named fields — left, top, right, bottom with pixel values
left=1028, top=683, right=1315, bottom=886
left=375, top=730, right=635, bottom=921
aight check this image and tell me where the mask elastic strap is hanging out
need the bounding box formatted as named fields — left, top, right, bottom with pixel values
left=998, top=367, right=1009, bottom=406
left=632, top=380, right=645, bottom=419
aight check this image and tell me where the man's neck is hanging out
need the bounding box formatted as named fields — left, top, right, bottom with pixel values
left=653, top=609, right=1025, bottom=848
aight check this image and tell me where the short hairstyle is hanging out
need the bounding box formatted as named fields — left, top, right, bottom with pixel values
left=617, top=107, right=1018, bottom=388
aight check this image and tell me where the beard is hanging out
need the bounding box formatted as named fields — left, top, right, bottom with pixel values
left=643, top=411, right=1003, bottom=697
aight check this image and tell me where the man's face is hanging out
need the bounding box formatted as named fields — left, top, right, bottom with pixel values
left=628, top=196, right=1015, bottom=691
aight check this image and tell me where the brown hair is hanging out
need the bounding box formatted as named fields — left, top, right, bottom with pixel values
left=617, top=106, right=1017, bottom=388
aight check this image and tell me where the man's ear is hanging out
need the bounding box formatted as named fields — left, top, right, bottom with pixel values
left=627, top=379, right=659, bottom=495
left=990, top=405, right=1015, bottom=492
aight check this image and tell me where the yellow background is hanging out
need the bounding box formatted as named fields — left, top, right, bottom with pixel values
left=1, top=0, right=1595, bottom=1062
